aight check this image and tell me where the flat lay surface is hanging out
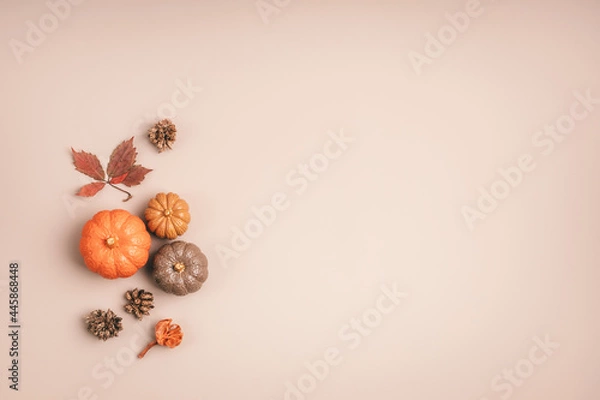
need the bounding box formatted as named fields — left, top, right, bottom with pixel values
left=1, top=1, right=600, bottom=399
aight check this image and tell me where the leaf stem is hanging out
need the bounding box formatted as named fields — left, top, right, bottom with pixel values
left=106, top=181, right=132, bottom=202
left=138, top=340, right=157, bottom=359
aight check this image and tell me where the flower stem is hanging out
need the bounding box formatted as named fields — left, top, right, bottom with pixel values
left=106, top=181, right=132, bottom=202
left=138, top=340, right=157, bottom=359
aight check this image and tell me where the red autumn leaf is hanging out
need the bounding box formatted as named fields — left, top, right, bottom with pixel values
left=70, top=137, right=151, bottom=202
left=71, top=149, right=105, bottom=180
left=76, top=182, right=106, bottom=197
left=107, top=137, right=137, bottom=178
left=122, top=165, right=152, bottom=187
left=109, top=172, right=128, bottom=185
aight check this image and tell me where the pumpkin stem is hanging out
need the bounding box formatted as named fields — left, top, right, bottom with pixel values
left=106, top=181, right=133, bottom=202
left=105, top=237, right=118, bottom=248
left=138, top=340, right=158, bottom=359
left=173, top=262, right=186, bottom=273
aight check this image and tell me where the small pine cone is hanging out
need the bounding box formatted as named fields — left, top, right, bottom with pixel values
left=85, top=309, right=123, bottom=341
left=124, top=288, right=155, bottom=320
left=148, top=119, right=177, bottom=153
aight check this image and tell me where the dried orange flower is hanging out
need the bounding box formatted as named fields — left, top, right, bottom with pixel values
left=138, top=319, right=183, bottom=358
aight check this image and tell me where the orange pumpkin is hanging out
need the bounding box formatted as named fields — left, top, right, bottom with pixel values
left=144, top=192, right=191, bottom=239
left=79, top=209, right=151, bottom=279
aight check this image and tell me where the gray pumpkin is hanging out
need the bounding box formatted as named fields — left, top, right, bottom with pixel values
left=153, top=241, right=208, bottom=296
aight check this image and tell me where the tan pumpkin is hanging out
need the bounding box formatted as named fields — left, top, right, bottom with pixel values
left=144, top=192, right=191, bottom=239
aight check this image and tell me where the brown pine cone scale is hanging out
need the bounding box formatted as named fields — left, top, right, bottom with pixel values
left=85, top=309, right=123, bottom=341
left=124, top=288, right=155, bottom=320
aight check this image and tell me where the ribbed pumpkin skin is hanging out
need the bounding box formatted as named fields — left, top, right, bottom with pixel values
left=153, top=241, right=208, bottom=296
left=145, top=192, right=191, bottom=239
left=79, top=209, right=151, bottom=279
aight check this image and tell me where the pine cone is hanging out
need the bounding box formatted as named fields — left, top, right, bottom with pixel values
left=124, top=288, right=155, bottom=320
left=85, top=309, right=123, bottom=341
left=148, top=119, right=177, bottom=153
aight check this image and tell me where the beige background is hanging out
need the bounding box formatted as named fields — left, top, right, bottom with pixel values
left=1, top=0, right=600, bottom=399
